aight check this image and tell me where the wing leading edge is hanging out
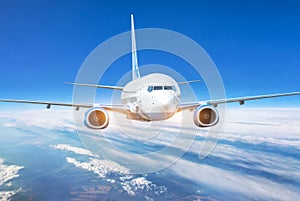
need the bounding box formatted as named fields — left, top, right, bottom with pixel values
left=178, top=91, right=300, bottom=111
left=0, top=99, right=130, bottom=114
left=1, top=92, right=300, bottom=114
left=65, top=82, right=123, bottom=90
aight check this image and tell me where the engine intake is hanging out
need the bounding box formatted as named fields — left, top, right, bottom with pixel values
left=193, top=105, right=219, bottom=127
left=84, top=107, right=109, bottom=129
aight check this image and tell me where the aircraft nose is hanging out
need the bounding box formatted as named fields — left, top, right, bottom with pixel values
left=158, top=92, right=176, bottom=111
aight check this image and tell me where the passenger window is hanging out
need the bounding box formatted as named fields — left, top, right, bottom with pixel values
left=154, top=86, right=163, bottom=90
left=147, top=86, right=154, bottom=92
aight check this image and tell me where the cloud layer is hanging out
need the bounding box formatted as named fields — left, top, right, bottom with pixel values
left=52, top=143, right=167, bottom=197
left=1, top=107, right=300, bottom=200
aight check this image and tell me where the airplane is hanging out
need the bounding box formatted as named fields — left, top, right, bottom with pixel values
left=1, top=15, right=300, bottom=129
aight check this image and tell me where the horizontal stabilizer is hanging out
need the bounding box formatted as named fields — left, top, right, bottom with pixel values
left=65, top=82, right=123, bottom=90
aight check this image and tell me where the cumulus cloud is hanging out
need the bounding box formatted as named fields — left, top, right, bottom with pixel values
left=66, top=157, right=167, bottom=196
left=0, top=159, right=23, bottom=187
left=65, top=156, right=166, bottom=196
left=66, top=157, right=130, bottom=177
left=121, top=177, right=156, bottom=196
left=0, top=158, right=23, bottom=201
left=50, top=143, right=167, bottom=197
left=51, top=144, right=98, bottom=157
left=0, top=190, right=21, bottom=201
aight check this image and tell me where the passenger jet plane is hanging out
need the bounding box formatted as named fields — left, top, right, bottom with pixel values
left=1, top=15, right=300, bottom=129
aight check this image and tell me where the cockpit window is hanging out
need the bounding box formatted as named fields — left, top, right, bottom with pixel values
left=154, top=86, right=163, bottom=90
left=147, top=86, right=154, bottom=92
left=172, top=85, right=177, bottom=91
left=164, top=86, right=173, bottom=90
left=147, top=85, right=177, bottom=92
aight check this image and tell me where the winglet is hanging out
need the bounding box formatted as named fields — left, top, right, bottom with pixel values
left=131, top=14, right=140, bottom=80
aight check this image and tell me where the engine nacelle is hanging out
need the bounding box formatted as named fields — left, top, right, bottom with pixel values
left=193, top=105, right=219, bottom=127
left=84, top=107, right=109, bottom=129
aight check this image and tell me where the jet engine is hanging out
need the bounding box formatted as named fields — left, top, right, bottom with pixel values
left=193, top=105, right=219, bottom=127
left=84, top=107, right=109, bottom=129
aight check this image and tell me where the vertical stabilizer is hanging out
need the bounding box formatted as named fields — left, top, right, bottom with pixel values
left=131, top=14, right=140, bottom=80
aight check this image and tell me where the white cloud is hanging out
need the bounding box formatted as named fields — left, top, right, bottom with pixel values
left=51, top=143, right=167, bottom=196
left=0, top=158, right=23, bottom=201
left=120, top=177, right=156, bottom=196
left=1, top=108, right=300, bottom=199
left=0, top=159, right=23, bottom=187
left=2, top=108, right=299, bottom=148
left=0, top=109, right=75, bottom=131
left=223, top=108, right=300, bottom=139
left=209, top=143, right=300, bottom=178
left=2, top=123, right=16, bottom=128
left=170, top=159, right=300, bottom=201
left=51, top=144, right=98, bottom=157
left=66, top=157, right=130, bottom=177
left=65, top=156, right=166, bottom=196
left=0, top=190, right=21, bottom=201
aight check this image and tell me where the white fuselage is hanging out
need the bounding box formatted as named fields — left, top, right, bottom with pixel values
left=121, top=73, right=181, bottom=121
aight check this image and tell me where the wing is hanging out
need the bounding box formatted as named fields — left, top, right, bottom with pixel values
left=65, top=82, right=123, bottom=90
left=0, top=99, right=130, bottom=114
left=178, top=91, right=300, bottom=111
left=177, top=80, right=201, bottom=85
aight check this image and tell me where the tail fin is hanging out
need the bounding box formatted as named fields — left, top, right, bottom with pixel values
left=131, top=14, right=140, bottom=80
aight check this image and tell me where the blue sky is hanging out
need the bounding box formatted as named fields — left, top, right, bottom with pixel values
left=0, top=0, right=300, bottom=108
